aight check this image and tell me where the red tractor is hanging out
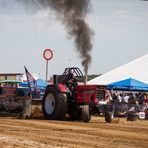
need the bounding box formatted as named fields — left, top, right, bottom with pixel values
left=42, top=67, right=113, bottom=122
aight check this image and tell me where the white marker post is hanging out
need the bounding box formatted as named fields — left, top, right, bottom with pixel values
left=43, top=49, right=53, bottom=85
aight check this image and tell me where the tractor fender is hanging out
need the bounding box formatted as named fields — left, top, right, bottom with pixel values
left=45, top=84, right=68, bottom=94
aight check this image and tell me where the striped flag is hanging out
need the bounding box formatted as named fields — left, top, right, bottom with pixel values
left=24, top=66, right=38, bottom=97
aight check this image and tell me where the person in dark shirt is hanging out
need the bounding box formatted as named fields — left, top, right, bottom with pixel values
left=128, top=93, right=138, bottom=104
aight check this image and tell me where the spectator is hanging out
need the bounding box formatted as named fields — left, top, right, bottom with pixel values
left=144, top=94, right=148, bottom=106
left=116, top=93, right=122, bottom=102
left=123, top=93, right=129, bottom=103
left=138, top=92, right=144, bottom=105
left=128, top=93, right=138, bottom=104
left=105, top=90, right=112, bottom=102
left=112, top=93, right=118, bottom=102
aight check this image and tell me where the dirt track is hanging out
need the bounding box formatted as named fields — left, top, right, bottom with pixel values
left=0, top=117, right=147, bottom=148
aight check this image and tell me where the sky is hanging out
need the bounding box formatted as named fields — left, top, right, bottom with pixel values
left=0, top=0, right=148, bottom=80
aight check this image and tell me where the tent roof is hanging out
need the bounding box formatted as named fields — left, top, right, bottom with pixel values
left=88, top=54, right=148, bottom=85
left=108, top=78, right=148, bottom=91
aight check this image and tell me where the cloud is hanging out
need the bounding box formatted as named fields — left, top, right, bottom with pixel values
left=86, top=7, right=148, bottom=37
left=0, top=9, right=64, bottom=33
left=0, top=0, right=65, bottom=33
left=111, top=10, right=148, bottom=24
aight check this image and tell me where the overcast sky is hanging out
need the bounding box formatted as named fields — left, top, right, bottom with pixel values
left=0, top=0, right=148, bottom=79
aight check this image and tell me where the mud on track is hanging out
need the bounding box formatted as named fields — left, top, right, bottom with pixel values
left=0, top=117, right=147, bottom=148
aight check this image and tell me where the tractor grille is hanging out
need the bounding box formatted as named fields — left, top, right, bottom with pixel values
left=96, top=90, right=105, bottom=101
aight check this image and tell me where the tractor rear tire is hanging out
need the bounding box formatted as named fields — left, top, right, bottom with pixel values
left=105, top=111, right=114, bottom=123
left=42, top=87, right=67, bottom=120
left=82, top=105, right=91, bottom=122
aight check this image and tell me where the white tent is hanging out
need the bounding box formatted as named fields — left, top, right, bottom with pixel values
left=88, top=54, right=148, bottom=85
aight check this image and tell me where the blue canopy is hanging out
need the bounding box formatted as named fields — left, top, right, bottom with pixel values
left=107, top=78, right=148, bottom=91
left=20, top=79, right=46, bottom=89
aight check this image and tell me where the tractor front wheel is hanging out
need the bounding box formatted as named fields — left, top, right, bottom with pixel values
left=82, top=105, right=91, bottom=122
left=105, top=111, right=114, bottom=123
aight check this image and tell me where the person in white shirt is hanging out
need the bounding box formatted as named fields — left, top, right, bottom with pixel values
left=123, top=94, right=129, bottom=103
left=116, top=93, right=122, bottom=102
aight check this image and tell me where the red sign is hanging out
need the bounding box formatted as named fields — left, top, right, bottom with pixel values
left=43, top=49, right=53, bottom=60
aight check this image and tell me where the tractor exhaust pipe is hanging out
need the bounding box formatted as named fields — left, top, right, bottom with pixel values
left=84, top=75, right=87, bottom=85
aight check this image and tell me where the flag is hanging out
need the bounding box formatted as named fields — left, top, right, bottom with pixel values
left=24, top=66, right=39, bottom=97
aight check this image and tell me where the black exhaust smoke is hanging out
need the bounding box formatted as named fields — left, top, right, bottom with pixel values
left=19, top=0, right=94, bottom=77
